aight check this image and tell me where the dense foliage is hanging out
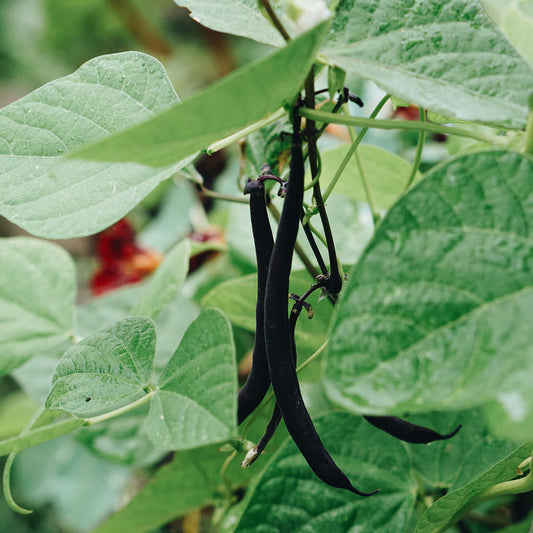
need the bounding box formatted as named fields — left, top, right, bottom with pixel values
left=1, top=0, right=533, bottom=531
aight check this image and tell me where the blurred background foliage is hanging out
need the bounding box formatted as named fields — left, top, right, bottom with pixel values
left=0, top=0, right=531, bottom=531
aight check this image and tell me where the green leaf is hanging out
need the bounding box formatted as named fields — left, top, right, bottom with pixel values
left=231, top=413, right=417, bottom=532
left=484, top=390, right=533, bottom=442
left=94, top=443, right=254, bottom=533
left=318, top=144, right=416, bottom=209
left=402, top=410, right=518, bottom=491
left=145, top=308, right=236, bottom=450
left=415, top=444, right=532, bottom=533
left=46, top=318, right=156, bottom=416
left=324, top=151, right=533, bottom=414
left=0, top=237, right=75, bottom=376
left=202, top=271, right=333, bottom=356
left=0, top=52, right=189, bottom=238
left=174, top=0, right=290, bottom=47
left=132, top=239, right=190, bottom=320
left=69, top=21, right=330, bottom=166
left=323, top=0, right=533, bottom=128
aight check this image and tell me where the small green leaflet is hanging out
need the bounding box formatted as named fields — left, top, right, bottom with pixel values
left=323, top=0, right=533, bottom=128
left=0, top=237, right=75, bottom=377
left=45, top=309, right=237, bottom=451
left=46, top=318, right=156, bottom=416
left=0, top=52, right=190, bottom=238
left=145, top=308, right=237, bottom=450
left=324, top=151, right=533, bottom=414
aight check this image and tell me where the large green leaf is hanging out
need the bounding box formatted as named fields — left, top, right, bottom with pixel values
left=94, top=443, right=254, bottom=533
left=202, top=271, right=333, bottom=356
left=400, top=410, right=520, bottom=495
left=0, top=52, right=188, bottom=238
left=0, top=237, right=75, bottom=376
left=323, top=0, right=533, bottom=128
left=318, top=144, right=416, bottom=209
left=174, top=0, right=289, bottom=46
left=324, top=151, right=533, bottom=414
left=145, top=308, right=236, bottom=450
left=46, top=317, right=156, bottom=416
left=415, top=444, right=532, bottom=532
left=230, top=413, right=417, bottom=532
left=69, top=21, right=329, bottom=166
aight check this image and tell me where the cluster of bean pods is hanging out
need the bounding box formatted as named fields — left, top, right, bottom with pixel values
left=238, top=101, right=460, bottom=495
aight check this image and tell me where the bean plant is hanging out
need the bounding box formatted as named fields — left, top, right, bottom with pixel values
left=1, top=0, right=533, bottom=531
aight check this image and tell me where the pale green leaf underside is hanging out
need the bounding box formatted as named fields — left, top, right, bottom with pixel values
left=202, top=271, right=332, bottom=355
left=0, top=237, right=75, bottom=377
left=46, top=317, right=156, bottom=416
left=324, top=151, right=533, bottom=414
left=318, top=143, right=417, bottom=209
left=324, top=0, right=533, bottom=128
left=415, top=444, right=532, bottom=532
left=233, top=413, right=417, bottom=532
left=174, top=0, right=289, bottom=47
left=145, top=308, right=236, bottom=450
left=132, top=239, right=190, bottom=320
left=69, top=21, right=330, bottom=166
left=0, top=52, right=187, bottom=238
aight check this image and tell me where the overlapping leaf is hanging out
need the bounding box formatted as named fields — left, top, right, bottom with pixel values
left=324, top=151, right=533, bottom=414
left=231, top=413, right=417, bottom=532
left=0, top=52, right=188, bottom=238
left=323, top=0, right=533, bottom=128
left=46, top=317, right=156, bottom=416
left=0, top=237, right=75, bottom=376
left=145, top=308, right=236, bottom=450
left=69, top=21, right=329, bottom=166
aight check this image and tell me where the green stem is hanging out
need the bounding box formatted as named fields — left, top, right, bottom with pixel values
left=207, top=108, right=286, bottom=154
left=403, top=107, right=427, bottom=192
left=220, top=449, right=238, bottom=501
left=200, top=185, right=249, bottom=205
left=322, top=94, right=390, bottom=203
left=355, top=150, right=380, bottom=225
left=299, top=108, right=504, bottom=146
left=308, top=221, right=327, bottom=247
left=2, top=407, right=45, bottom=514
left=85, top=390, right=156, bottom=426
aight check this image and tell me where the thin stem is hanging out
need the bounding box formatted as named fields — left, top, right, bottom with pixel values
left=304, top=71, right=342, bottom=293
left=3, top=407, right=45, bottom=514
left=299, top=108, right=505, bottom=146
left=207, top=108, right=286, bottom=154
left=308, top=221, right=327, bottom=247
left=403, top=107, right=427, bottom=192
left=220, top=449, right=238, bottom=500
left=86, top=391, right=155, bottom=426
left=199, top=185, right=249, bottom=205
left=355, top=150, right=380, bottom=225
left=259, top=0, right=290, bottom=41
left=322, top=94, right=390, bottom=203
left=268, top=202, right=320, bottom=280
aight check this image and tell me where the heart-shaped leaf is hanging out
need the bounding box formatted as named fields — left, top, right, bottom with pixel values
left=0, top=52, right=188, bottom=238
left=145, top=308, right=236, bottom=450
left=324, top=151, right=533, bottom=414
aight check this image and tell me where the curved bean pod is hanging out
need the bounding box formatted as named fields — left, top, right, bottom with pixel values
left=264, top=112, right=378, bottom=496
